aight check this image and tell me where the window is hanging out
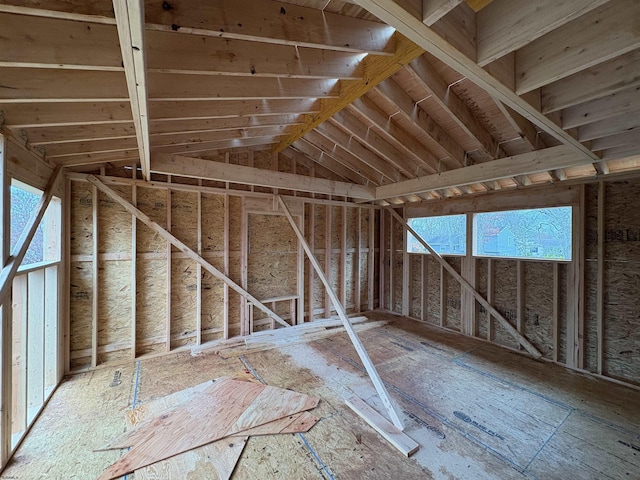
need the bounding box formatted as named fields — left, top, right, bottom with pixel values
left=473, top=207, right=572, bottom=260
left=10, top=180, right=61, bottom=266
left=408, top=214, right=466, bottom=255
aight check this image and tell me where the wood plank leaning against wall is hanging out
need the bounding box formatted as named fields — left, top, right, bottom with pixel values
left=384, top=182, right=640, bottom=389
left=66, top=150, right=379, bottom=372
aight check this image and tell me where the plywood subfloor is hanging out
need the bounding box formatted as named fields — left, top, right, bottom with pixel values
left=2, top=313, right=639, bottom=479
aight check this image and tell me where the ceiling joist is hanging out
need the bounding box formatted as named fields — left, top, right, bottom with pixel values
left=153, top=153, right=376, bottom=200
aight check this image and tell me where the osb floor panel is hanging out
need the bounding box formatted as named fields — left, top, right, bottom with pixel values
left=2, top=313, right=639, bottom=479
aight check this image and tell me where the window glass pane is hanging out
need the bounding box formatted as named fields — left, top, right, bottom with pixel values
left=408, top=214, right=466, bottom=255
left=10, top=180, right=62, bottom=267
left=473, top=207, right=572, bottom=260
left=11, top=184, right=43, bottom=265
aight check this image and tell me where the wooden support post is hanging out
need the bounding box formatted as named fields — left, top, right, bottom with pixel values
left=223, top=194, right=229, bottom=339
left=421, top=255, right=427, bottom=321
left=487, top=259, right=494, bottom=341
left=166, top=180, right=172, bottom=352
left=85, top=176, right=288, bottom=329
left=389, top=210, right=395, bottom=312
left=297, top=210, right=305, bottom=325
left=324, top=205, right=332, bottom=317
left=462, top=213, right=476, bottom=336
left=27, top=270, right=44, bottom=424
left=517, top=260, right=524, bottom=349
left=196, top=187, right=202, bottom=345
left=341, top=206, right=347, bottom=308
left=596, top=181, right=604, bottom=374
left=240, top=197, right=248, bottom=334
left=0, top=134, right=11, bottom=467
left=368, top=207, right=374, bottom=311
left=578, top=186, right=586, bottom=370
left=63, top=177, right=71, bottom=374
left=402, top=207, right=410, bottom=317
left=278, top=196, right=404, bottom=430
left=355, top=208, right=361, bottom=313
left=92, top=183, right=98, bottom=367
left=379, top=209, right=385, bottom=310
left=440, top=263, right=447, bottom=327
left=387, top=208, right=542, bottom=358
left=131, top=172, right=137, bottom=358
left=552, top=263, right=559, bottom=363
left=308, top=203, right=315, bottom=322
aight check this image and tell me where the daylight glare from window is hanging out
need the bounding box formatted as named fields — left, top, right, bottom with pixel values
left=473, top=207, right=572, bottom=260
left=408, top=214, right=466, bottom=255
left=10, top=184, right=44, bottom=265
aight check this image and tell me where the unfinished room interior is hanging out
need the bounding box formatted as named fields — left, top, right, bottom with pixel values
left=0, top=0, right=639, bottom=478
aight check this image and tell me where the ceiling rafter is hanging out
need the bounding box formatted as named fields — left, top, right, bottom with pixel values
left=274, top=33, right=425, bottom=152
left=373, top=79, right=466, bottom=167
left=351, top=0, right=599, bottom=164
left=113, top=0, right=151, bottom=179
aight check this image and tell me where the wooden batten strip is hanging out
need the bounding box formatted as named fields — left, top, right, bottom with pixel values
left=85, top=175, right=288, bottom=329
left=278, top=196, right=405, bottom=430
left=387, top=208, right=542, bottom=358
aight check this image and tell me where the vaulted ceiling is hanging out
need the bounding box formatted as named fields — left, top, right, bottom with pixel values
left=1, top=0, right=639, bottom=204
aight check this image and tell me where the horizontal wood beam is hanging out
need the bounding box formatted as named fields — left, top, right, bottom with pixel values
left=476, top=0, right=609, bottom=66
left=150, top=137, right=282, bottom=156
left=147, top=73, right=340, bottom=101
left=387, top=207, right=542, bottom=358
left=562, top=86, right=640, bottom=129
left=273, top=33, right=424, bottom=152
left=149, top=99, right=321, bottom=121
left=376, top=145, right=588, bottom=199
left=149, top=115, right=304, bottom=136
left=542, top=49, right=640, bottom=114
left=153, top=153, right=376, bottom=200
left=516, top=0, right=640, bottom=94
left=0, top=102, right=133, bottom=128
left=143, top=0, right=395, bottom=54
left=278, top=196, right=404, bottom=430
left=146, top=30, right=364, bottom=79
left=0, top=0, right=395, bottom=54
left=85, top=174, right=289, bottom=328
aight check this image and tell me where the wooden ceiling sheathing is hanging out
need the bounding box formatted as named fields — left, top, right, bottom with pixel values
left=0, top=0, right=638, bottom=204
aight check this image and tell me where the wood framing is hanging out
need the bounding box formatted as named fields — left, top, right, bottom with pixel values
left=387, top=208, right=542, bottom=358
left=153, top=154, right=375, bottom=200
left=85, top=175, right=288, bottom=329
left=278, top=196, right=404, bottom=430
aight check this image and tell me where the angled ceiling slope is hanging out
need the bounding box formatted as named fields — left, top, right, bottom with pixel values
left=0, top=0, right=638, bottom=205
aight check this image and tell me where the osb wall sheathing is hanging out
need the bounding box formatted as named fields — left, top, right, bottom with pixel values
left=68, top=160, right=376, bottom=370
left=394, top=181, right=640, bottom=386
left=584, top=180, right=640, bottom=384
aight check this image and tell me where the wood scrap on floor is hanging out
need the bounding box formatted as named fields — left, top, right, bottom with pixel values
left=346, top=395, right=420, bottom=457
left=191, top=315, right=388, bottom=358
left=96, top=376, right=320, bottom=480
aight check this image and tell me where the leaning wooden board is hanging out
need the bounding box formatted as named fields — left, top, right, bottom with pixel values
left=346, top=395, right=419, bottom=457
left=97, top=377, right=320, bottom=479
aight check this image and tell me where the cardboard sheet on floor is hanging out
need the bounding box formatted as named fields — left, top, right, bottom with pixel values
left=97, top=377, right=320, bottom=480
